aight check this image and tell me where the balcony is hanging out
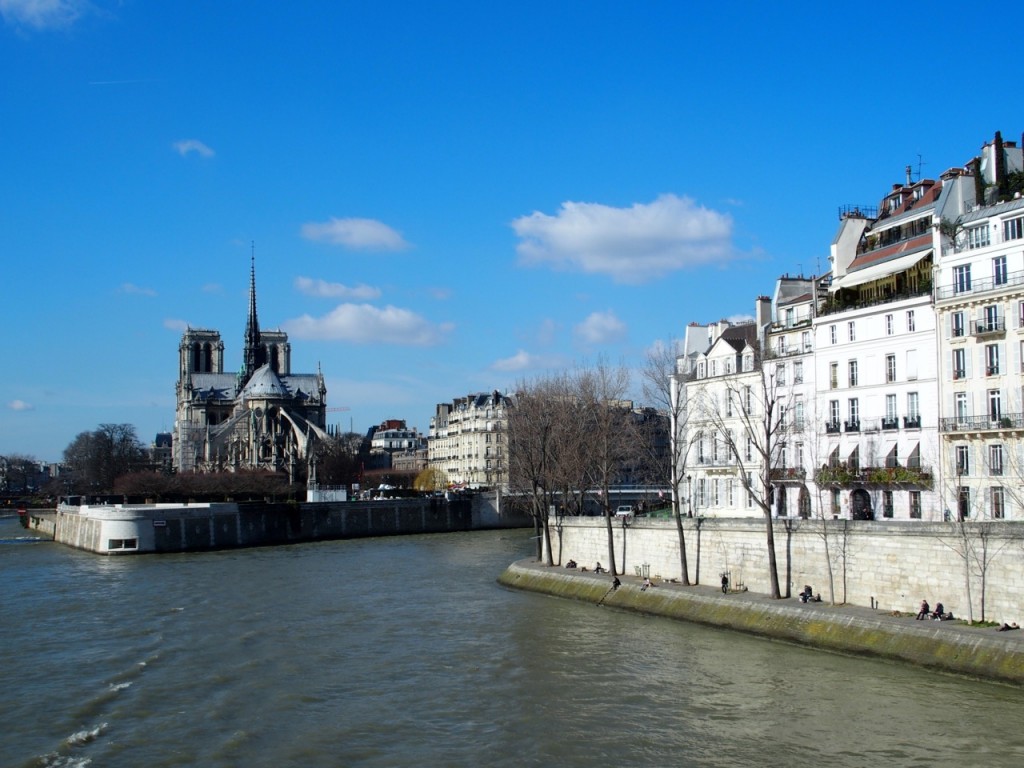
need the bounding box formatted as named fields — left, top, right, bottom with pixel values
left=844, top=420, right=860, bottom=433
left=936, top=270, right=1024, bottom=302
left=903, top=415, right=921, bottom=429
left=825, top=420, right=841, bottom=434
left=972, top=318, right=1006, bottom=337
left=881, top=417, right=899, bottom=431
left=770, top=467, right=806, bottom=483
left=814, top=463, right=933, bottom=488
left=940, top=413, right=1024, bottom=432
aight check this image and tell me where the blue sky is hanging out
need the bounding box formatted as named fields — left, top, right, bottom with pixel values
left=1, top=1, right=1019, bottom=462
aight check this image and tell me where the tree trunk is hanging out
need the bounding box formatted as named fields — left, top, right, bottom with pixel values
left=673, top=500, right=691, bottom=585
left=763, top=512, right=782, bottom=598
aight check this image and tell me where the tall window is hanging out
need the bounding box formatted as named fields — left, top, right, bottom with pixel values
left=955, top=392, right=969, bottom=423
left=992, top=487, right=1006, bottom=519
left=983, top=304, right=1001, bottom=332
left=909, top=491, right=922, bottom=519
left=801, top=331, right=811, bottom=352
left=882, top=490, right=894, bottom=518
left=831, top=489, right=841, bottom=517
left=956, top=444, right=970, bottom=476
left=848, top=398, right=859, bottom=426
left=989, top=389, right=1002, bottom=421
left=830, top=325, right=837, bottom=345
left=776, top=363, right=786, bottom=386
left=885, top=394, right=897, bottom=421
left=829, top=399, right=840, bottom=426
left=886, top=354, right=896, bottom=382
left=793, top=360, right=804, bottom=384
left=994, top=255, right=1008, bottom=286
left=952, top=311, right=965, bottom=338
left=885, top=314, right=894, bottom=335
left=906, top=310, right=915, bottom=332
left=794, top=395, right=804, bottom=428
left=907, top=392, right=920, bottom=424
left=745, top=472, right=754, bottom=508
left=744, top=386, right=752, bottom=414
left=986, top=344, right=1000, bottom=376
left=726, top=479, right=735, bottom=507
left=848, top=360, right=858, bottom=387
left=847, top=321, right=856, bottom=342
left=954, top=264, right=972, bottom=294
left=830, top=362, right=838, bottom=389
left=953, top=348, right=966, bottom=379
left=989, top=444, right=1004, bottom=476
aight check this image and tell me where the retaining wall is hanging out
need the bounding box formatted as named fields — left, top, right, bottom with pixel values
left=546, top=516, right=1024, bottom=624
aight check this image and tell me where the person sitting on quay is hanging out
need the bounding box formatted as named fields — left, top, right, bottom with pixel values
left=997, top=622, right=1020, bottom=632
left=594, top=562, right=607, bottom=574
left=641, top=577, right=655, bottom=591
left=931, top=602, right=945, bottom=620
left=612, top=576, right=621, bottom=590
left=565, top=559, right=577, bottom=569
left=916, top=599, right=931, bottom=620
left=799, top=585, right=820, bottom=603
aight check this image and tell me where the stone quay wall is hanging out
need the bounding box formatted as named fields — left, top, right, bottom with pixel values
left=547, top=516, right=1024, bottom=623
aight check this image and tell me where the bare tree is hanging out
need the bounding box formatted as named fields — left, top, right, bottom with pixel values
left=63, top=424, right=147, bottom=494
left=578, top=359, right=633, bottom=576
left=641, top=337, right=693, bottom=585
left=695, top=359, right=786, bottom=598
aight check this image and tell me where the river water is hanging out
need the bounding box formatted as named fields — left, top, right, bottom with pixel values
left=3, top=515, right=1024, bottom=768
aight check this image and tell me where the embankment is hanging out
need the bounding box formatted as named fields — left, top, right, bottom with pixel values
left=498, top=559, right=1024, bottom=686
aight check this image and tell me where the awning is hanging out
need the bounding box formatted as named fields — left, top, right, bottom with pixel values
left=830, top=249, right=932, bottom=292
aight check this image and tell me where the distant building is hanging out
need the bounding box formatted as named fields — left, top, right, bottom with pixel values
left=173, top=257, right=329, bottom=480
left=364, top=420, right=427, bottom=471
left=428, top=391, right=512, bottom=489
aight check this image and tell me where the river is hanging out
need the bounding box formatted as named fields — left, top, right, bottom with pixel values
left=2, top=516, right=1023, bottom=767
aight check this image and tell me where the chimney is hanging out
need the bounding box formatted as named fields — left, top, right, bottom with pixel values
left=906, top=165, right=913, bottom=186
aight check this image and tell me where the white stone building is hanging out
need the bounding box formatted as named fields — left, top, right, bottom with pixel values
left=427, top=391, right=512, bottom=489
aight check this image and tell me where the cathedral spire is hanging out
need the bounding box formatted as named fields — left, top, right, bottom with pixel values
left=241, top=243, right=265, bottom=385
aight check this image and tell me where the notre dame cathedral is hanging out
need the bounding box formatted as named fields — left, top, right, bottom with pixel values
left=173, top=257, right=329, bottom=480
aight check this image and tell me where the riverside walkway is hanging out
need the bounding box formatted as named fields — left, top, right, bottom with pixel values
left=498, top=559, right=1024, bottom=686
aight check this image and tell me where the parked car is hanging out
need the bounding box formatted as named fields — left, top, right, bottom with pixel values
left=615, top=505, right=633, bottom=517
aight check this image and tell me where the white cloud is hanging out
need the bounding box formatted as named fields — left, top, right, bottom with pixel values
left=492, top=350, right=535, bottom=372
left=173, top=139, right=215, bottom=158
left=119, top=282, right=157, bottom=296
left=8, top=399, right=33, bottom=411
left=300, top=217, right=410, bottom=251
left=574, top=310, right=626, bottom=345
left=282, top=303, right=451, bottom=346
left=726, top=313, right=754, bottom=325
left=163, top=318, right=188, bottom=331
left=0, top=0, right=85, bottom=29
left=511, top=193, right=735, bottom=284
left=294, top=276, right=381, bottom=300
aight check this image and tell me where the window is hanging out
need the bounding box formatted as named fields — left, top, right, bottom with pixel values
left=711, top=479, right=720, bottom=507
left=830, top=362, right=838, bottom=389
left=795, top=442, right=804, bottom=469
left=952, top=348, right=966, bottom=379
left=776, top=363, right=786, bottom=386
left=994, top=255, right=1008, bottom=286
left=955, top=392, right=969, bottom=423
left=989, top=389, right=1002, bottom=422
left=909, top=491, right=922, bottom=519
left=697, top=478, right=706, bottom=507
left=745, top=472, right=754, bottom=508
left=107, top=538, right=138, bottom=550
left=829, top=399, right=840, bottom=426
left=1005, top=216, right=1024, bottom=242
left=848, top=360, right=858, bottom=387
left=710, top=360, right=717, bottom=376
left=785, top=308, right=795, bottom=327
left=848, top=398, right=859, bottom=426
left=830, top=325, right=837, bottom=345
left=954, top=264, right=972, bottom=294
left=989, top=444, right=1004, bottom=476
left=907, top=392, right=920, bottom=426
left=743, top=353, right=753, bottom=371
left=802, top=331, right=811, bottom=352
left=906, top=310, right=915, bottom=332
left=744, top=386, right=753, bottom=414
left=831, top=489, right=841, bottom=518
left=886, top=354, right=896, bottom=382
left=885, top=314, right=894, bottom=335
left=794, top=396, right=804, bottom=428
left=886, top=394, right=897, bottom=421
left=847, top=321, right=856, bottom=342
left=793, top=360, right=804, bottom=384
left=966, top=224, right=991, bottom=249
left=882, top=490, right=894, bottom=518
left=725, top=393, right=733, bottom=417
left=745, top=436, right=753, bottom=462
left=957, top=487, right=970, bottom=521
left=952, top=311, right=965, bottom=338
left=986, top=344, right=1000, bottom=376
left=956, top=444, right=970, bottom=476
left=992, top=487, right=1006, bottom=519
left=726, top=479, right=735, bottom=507
left=983, top=304, right=1001, bottom=333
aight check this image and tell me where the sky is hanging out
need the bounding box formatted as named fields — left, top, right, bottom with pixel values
left=1, top=1, right=1021, bottom=463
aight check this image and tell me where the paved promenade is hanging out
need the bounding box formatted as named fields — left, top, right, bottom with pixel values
left=498, top=559, right=1024, bottom=686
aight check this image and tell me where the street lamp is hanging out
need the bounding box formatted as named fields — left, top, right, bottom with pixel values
left=686, top=474, right=692, bottom=517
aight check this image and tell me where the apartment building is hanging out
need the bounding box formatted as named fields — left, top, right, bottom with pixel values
left=427, top=391, right=512, bottom=489
left=934, top=132, right=1024, bottom=520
